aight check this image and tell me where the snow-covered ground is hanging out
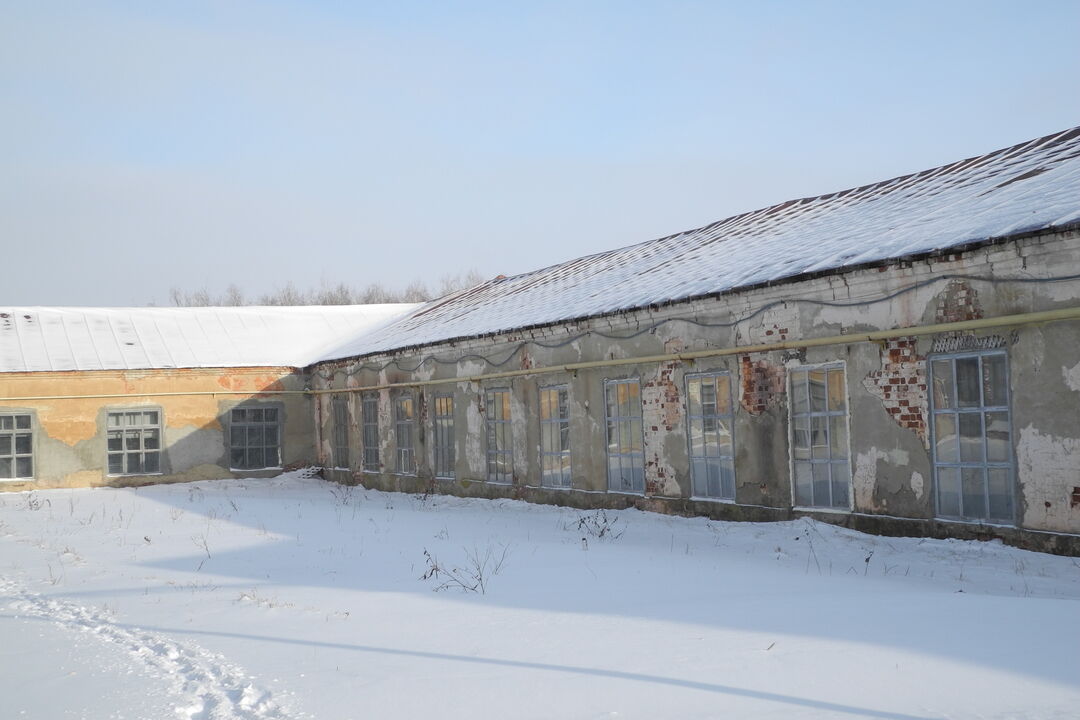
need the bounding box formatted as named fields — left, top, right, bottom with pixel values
left=1, top=472, right=1077, bottom=719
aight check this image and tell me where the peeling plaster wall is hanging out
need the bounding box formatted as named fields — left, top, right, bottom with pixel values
left=310, top=228, right=1080, bottom=550
left=0, top=367, right=311, bottom=490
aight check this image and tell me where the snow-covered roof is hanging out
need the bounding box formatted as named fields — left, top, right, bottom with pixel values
left=320, top=126, right=1080, bottom=363
left=0, top=305, right=418, bottom=373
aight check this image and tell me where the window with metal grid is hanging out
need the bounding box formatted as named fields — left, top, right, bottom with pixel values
left=432, top=394, right=455, bottom=479
left=361, top=392, right=380, bottom=472
left=485, top=389, right=512, bottom=483
left=331, top=396, right=349, bottom=469
left=929, top=351, right=1014, bottom=524
left=790, top=365, right=850, bottom=508
left=686, top=372, right=735, bottom=500
left=394, top=392, right=415, bottom=475
left=604, top=379, right=644, bottom=494
left=228, top=406, right=280, bottom=470
left=108, top=409, right=163, bottom=476
left=0, top=413, right=33, bottom=480
left=539, top=385, right=571, bottom=488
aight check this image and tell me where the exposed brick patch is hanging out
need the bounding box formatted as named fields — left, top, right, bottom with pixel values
left=1071, top=486, right=1080, bottom=509
left=739, top=355, right=785, bottom=415
left=862, top=336, right=928, bottom=444
left=935, top=279, right=983, bottom=324
left=642, top=340, right=684, bottom=496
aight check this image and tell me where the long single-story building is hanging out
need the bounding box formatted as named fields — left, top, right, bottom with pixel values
left=4, top=126, right=1080, bottom=554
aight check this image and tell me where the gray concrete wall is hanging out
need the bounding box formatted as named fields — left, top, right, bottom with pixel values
left=314, top=229, right=1080, bottom=554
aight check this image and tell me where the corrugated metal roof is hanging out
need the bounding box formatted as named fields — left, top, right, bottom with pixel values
left=320, top=126, right=1080, bottom=363
left=0, top=305, right=418, bottom=373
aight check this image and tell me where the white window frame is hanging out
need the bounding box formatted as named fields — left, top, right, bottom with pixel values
left=361, top=391, right=380, bottom=473
left=485, top=388, right=513, bottom=484
left=685, top=371, right=736, bottom=501
left=604, top=378, right=645, bottom=495
left=788, top=363, right=851, bottom=510
left=539, top=384, right=571, bottom=489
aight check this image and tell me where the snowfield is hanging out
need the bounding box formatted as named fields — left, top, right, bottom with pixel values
left=1, top=473, right=1078, bottom=720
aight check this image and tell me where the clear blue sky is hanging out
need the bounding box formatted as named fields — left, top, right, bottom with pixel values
left=3, top=0, right=1079, bottom=306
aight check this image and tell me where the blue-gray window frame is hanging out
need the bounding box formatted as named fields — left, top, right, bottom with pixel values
left=331, top=395, right=349, bottom=469
left=604, top=378, right=645, bottom=494
left=432, top=394, right=455, bottom=479
left=485, top=388, right=513, bottom=484
left=685, top=371, right=736, bottom=500
left=394, top=391, right=416, bottom=475
left=789, top=364, right=851, bottom=509
left=361, top=392, right=380, bottom=473
left=928, top=349, right=1015, bottom=524
left=539, top=384, right=571, bottom=489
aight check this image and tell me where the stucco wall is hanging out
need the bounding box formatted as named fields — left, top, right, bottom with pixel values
left=314, top=229, right=1080, bottom=552
left=0, top=367, right=312, bottom=490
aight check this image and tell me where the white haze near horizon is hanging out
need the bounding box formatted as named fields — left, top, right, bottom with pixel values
left=3, top=0, right=1080, bottom=306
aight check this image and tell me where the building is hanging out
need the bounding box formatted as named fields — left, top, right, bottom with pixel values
left=4, top=126, right=1080, bottom=554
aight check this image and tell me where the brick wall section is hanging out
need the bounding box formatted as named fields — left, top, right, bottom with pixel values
left=862, top=337, right=928, bottom=444
left=739, top=355, right=786, bottom=415
left=641, top=341, right=683, bottom=496
left=936, top=279, right=983, bottom=324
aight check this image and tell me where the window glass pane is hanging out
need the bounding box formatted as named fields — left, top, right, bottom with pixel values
left=0, top=416, right=12, bottom=430
left=987, top=468, right=1013, bottom=522
left=0, top=436, right=10, bottom=456
left=701, top=380, right=717, bottom=416
left=830, top=463, right=849, bottom=508
left=108, top=454, right=123, bottom=474
left=687, top=378, right=702, bottom=418
left=247, top=448, right=265, bottom=469
left=124, top=431, right=140, bottom=450
left=794, top=462, right=813, bottom=506
left=689, top=419, right=704, bottom=457
left=808, top=370, right=827, bottom=412
left=792, top=416, right=810, bottom=460
left=958, top=413, right=983, bottom=463
left=15, top=456, right=32, bottom=478
left=691, top=458, right=706, bottom=496
left=827, top=369, right=846, bottom=412
left=934, top=414, right=957, bottom=463
left=956, top=357, right=980, bottom=407
left=720, top=459, right=736, bottom=500
left=811, top=416, right=829, bottom=459
left=0, top=458, right=10, bottom=477
left=126, top=453, right=143, bottom=474
left=251, top=408, right=264, bottom=422
left=829, top=416, right=847, bottom=459
left=145, top=411, right=159, bottom=426
left=937, top=467, right=960, bottom=517
left=264, top=408, right=278, bottom=422
left=961, top=467, right=986, bottom=520
left=812, top=463, right=830, bottom=506
left=143, top=429, right=160, bottom=451
left=982, top=354, right=1008, bottom=407
left=126, top=412, right=140, bottom=426
left=985, top=412, right=1010, bottom=463
left=144, top=452, right=160, bottom=474
left=107, top=432, right=123, bottom=452
left=716, top=419, right=733, bottom=457
left=706, top=459, right=721, bottom=498
left=791, top=372, right=809, bottom=414
left=232, top=409, right=246, bottom=422
left=15, top=415, right=31, bottom=429
left=716, top=376, right=731, bottom=415
left=931, top=360, right=954, bottom=409
left=230, top=448, right=246, bottom=468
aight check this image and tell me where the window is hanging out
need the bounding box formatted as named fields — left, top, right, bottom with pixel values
left=485, top=389, right=512, bottom=483
left=790, top=365, right=850, bottom=508
left=331, top=396, right=349, bottom=469
left=395, top=392, right=415, bottom=474
left=929, top=351, right=1014, bottom=523
left=108, top=409, right=162, bottom=476
left=361, top=392, right=380, bottom=472
left=229, top=406, right=280, bottom=470
left=605, top=379, right=644, bottom=493
left=686, top=372, right=735, bottom=500
left=0, top=413, right=33, bottom=480
left=539, top=385, right=571, bottom=488
left=432, top=394, right=455, bottom=479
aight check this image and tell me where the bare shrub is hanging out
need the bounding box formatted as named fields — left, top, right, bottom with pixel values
left=420, top=544, right=510, bottom=594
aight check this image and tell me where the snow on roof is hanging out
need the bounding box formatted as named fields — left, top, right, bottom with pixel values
left=0, top=305, right=419, bottom=373
left=319, top=126, right=1080, bottom=363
